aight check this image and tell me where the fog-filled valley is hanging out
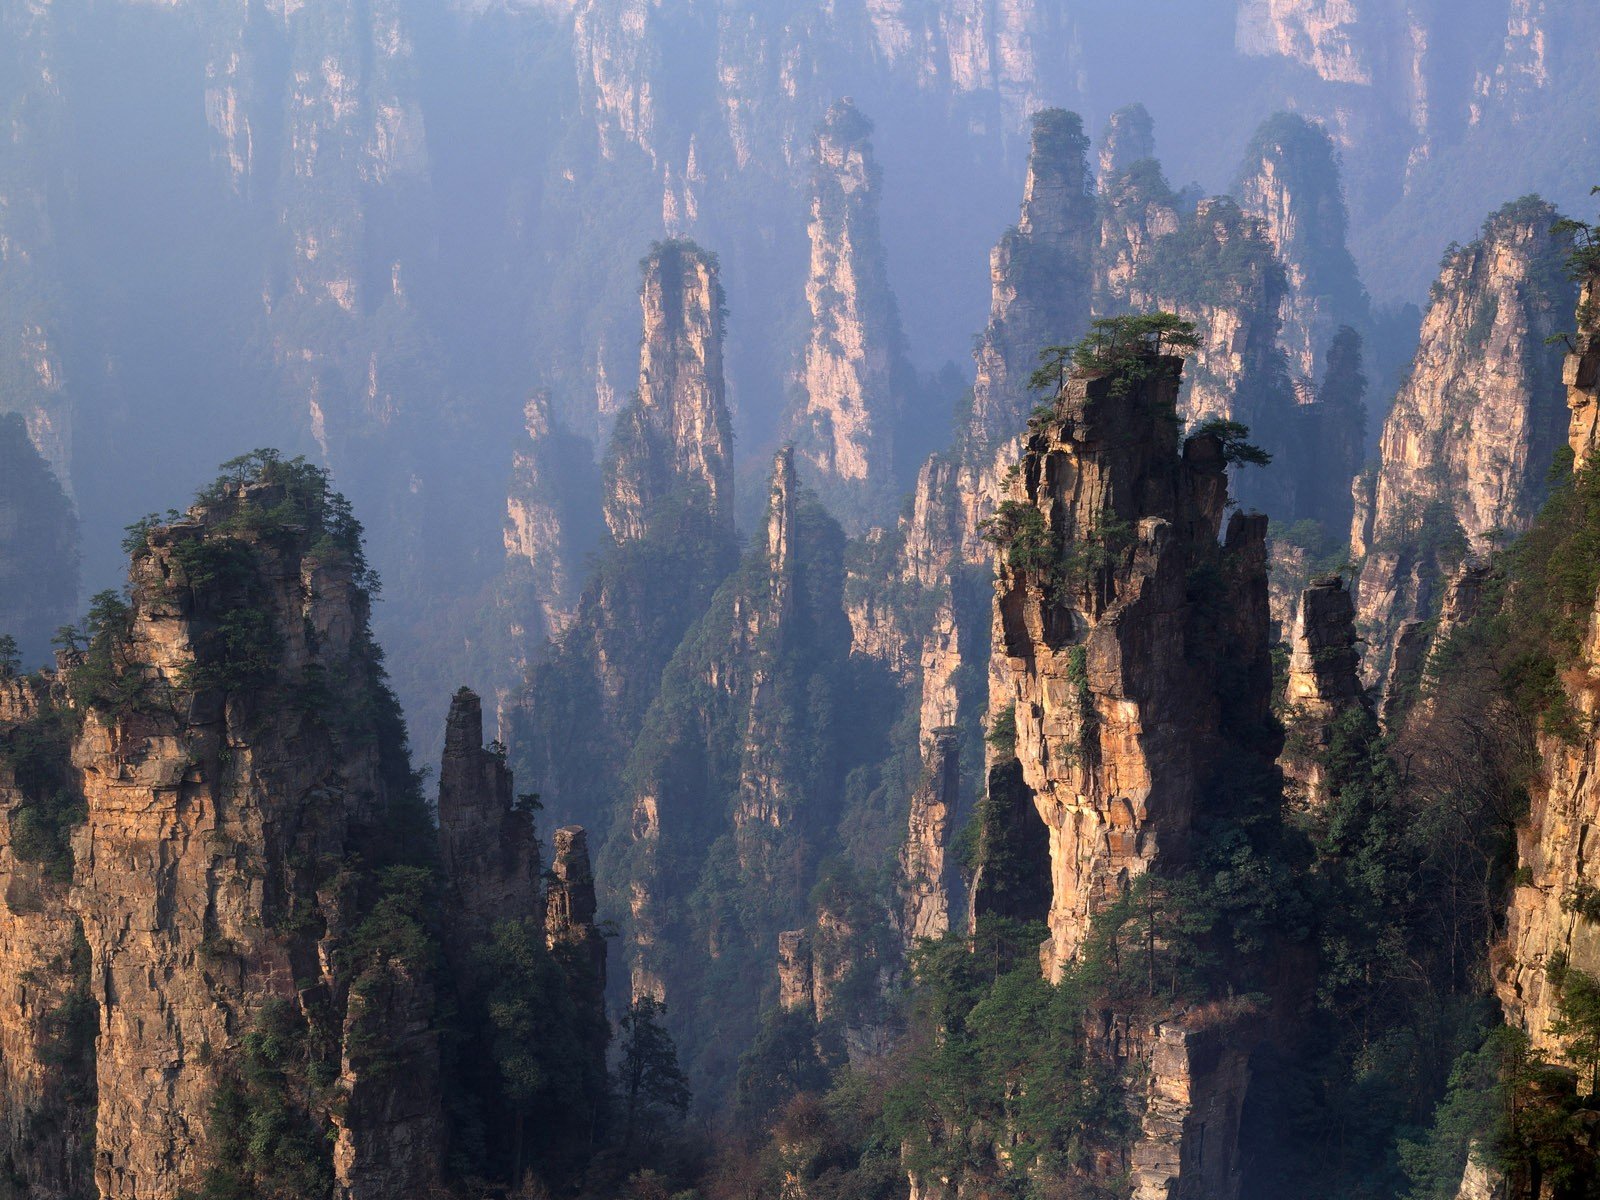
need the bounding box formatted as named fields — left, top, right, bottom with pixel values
left=4, top=1, right=1600, bottom=1198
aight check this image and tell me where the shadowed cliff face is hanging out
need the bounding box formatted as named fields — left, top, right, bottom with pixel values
left=957, top=108, right=1096, bottom=565
left=0, top=414, right=79, bottom=669
left=1354, top=198, right=1574, bottom=690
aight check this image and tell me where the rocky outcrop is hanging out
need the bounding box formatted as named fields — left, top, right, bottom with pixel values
left=604, top=239, right=735, bottom=545
left=1235, top=0, right=1374, bottom=87
left=1566, top=275, right=1599, bottom=466
left=1354, top=199, right=1573, bottom=686
left=61, top=475, right=443, bottom=1199
left=986, top=339, right=1277, bottom=976
left=1095, top=147, right=1182, bottom=319
left=0, top=413, right=78, bottom=669
left=899, top=728, right=960, bottom=946
left=1129, top=1010, right=1256, bottom=1200
left=1129, top=197, right=1297, bottom=511
left=438, top=687, right=541, bottom=942
left=733, top=448, right=805, bottom=869
left=1492, top=278, right=1600, bottom=1072
left=504, top=393, right=603, bottom=642
left=946, top=331, right=1282, bottom=1200
left=1281, top=576, right=1368, bottom=808
left=0, top=673, right=93, bottom=1200
left=1234, top=112, right=1370, bottom=390
left=1097, top=102, right=1156, bottom=185
left=790, top=101, right=913, bottom=528
left=777, top=929, right=815, bottom=1014
left=546, top=826, right=605, bottom=974
left=612, top=445, right=852, bottom=1066
left=957, top=108, right=1096, bottom=562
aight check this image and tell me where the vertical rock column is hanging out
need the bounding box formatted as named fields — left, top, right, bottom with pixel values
left=1353, top=199, right=1573, bottom=689
left=986, top=348, right=1272, bottom=977
left=899, top=728, right=960, bottom=945
left=957, top=108, right=1096, bottom=561
left=438, top=686, right=541, bottom=941
left=604, top=239, right=735, bottom=545
left=1280, top=576, right=1368, bottom=808
left=1492, top=265, right=1600, bottom=1065
left=790, top=100, right=913, bottom=529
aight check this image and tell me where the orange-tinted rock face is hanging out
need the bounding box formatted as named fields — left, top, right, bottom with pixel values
left=1354, top=201, right=1573, bottom=688
left=985, top=354, right=1272, bottom=978
left=0, top=480, right=447, bottom=1200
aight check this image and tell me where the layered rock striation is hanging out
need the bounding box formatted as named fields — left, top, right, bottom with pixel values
left=789, top=101, right=916, bottom=528
left=605, top=239, right=735, bottom=546
left=1353, top=198, right=1573, bottom=688
left=985, top=336, right=1277, bottom=976
left=957, top=108, right=1096, bottom=563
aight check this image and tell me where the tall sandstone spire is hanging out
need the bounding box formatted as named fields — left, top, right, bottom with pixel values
left=1353, top=199, right=1574, bottom=688
left=1, top=473, right=446, bottom=1200
left=984, top=346, right=1275, bottom=976
left=1235, top=112, right=1370, bottom=389
left=1096, top=102, right=1156, bottom=185
left=604, top=239, right=735, bottom=545
left=956, top=108, right=1095, bottom=562
left=953, top=333, right=1280, bottom=1200
left=438, top=687, right=541, bottom=941
left=1128, top=196, right=1297, bottom=515
left=790, top=100, right=912, bottom=528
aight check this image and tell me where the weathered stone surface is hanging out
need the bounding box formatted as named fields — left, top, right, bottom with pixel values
left=604, top=239, right=734, bottom=545
left=0, top=673, right=93, bottom=1200
left=438, top=687, right=541, bottom=942
left=546, top=824, right=607, bottom=1011
left=1493, top=277, right=1600, bottom=1073
left=1567, top=276, right=1600, bottom=465
left=1355, top=200, right=1573, bottom=689
left=900, top=729, right=960, bottom=946
left=790, top=101, right=912, bottom=527
left=777, top=929, right=815, bottom=1015
left=64, top=482, right=443, bottom=1200
left=1129, top=1009, right=1257, bottom=1200
left=1281, top=576, right=1367, bottom=808
left=987, top=353, right=1274, bottom=976
left=957, top=108, right=1095, bottom=565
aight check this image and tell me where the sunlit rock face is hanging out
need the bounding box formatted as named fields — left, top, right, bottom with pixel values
left=604, top=239, right=735, bottom=546
left=985, top=353, right=1272, bottom=978
left=1353, top=199, right=1573, bottom=687
left=1492, top=275, right=1600, bottom=1077
left=34, top=483, right=442, bottom=1200
left=788, top=100, right=914, bottom=530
